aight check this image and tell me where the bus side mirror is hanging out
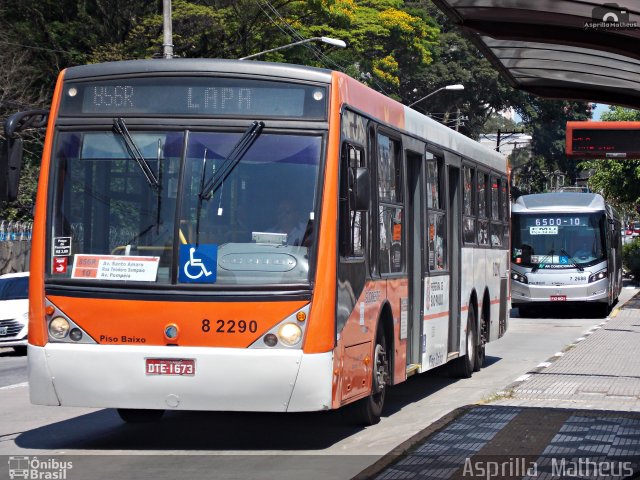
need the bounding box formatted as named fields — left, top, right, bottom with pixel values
left=0, top=140, right=7, bottom=203
left=5, top=137, right=24, bottom=202
left=2, top=109, right=49, bottom=203
left=352, top=167, right=370, bottom=212
left=0, top=137, right=23, bottom=203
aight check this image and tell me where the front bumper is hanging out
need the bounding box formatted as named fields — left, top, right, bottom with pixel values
left=28, top=344, right=333, bottom=412
left=511, top=277, right=609, bottom=305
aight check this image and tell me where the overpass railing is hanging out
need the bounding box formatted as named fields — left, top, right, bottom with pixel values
left=0, top=220, right=33, bottom=241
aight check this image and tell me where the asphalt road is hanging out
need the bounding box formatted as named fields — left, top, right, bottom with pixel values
left=0, top=285, right=637, bottom=480
left=0, top=348, right=27, bottom=388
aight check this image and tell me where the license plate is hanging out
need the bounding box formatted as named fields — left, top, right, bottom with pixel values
left=0, top=326, right=7, bottom=336
left=145, top=358, right=195, bottom=376
left=550, top=295, right=567, bottom=301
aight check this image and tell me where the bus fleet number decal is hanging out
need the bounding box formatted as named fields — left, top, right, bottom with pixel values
left=202, top=319, right=258, bottom=334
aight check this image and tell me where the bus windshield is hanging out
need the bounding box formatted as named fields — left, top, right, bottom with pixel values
left=511, top=212, right=606, bottom=269
left=48, top=128, right=322, bottom=286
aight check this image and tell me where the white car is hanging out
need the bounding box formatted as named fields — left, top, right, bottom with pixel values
left=0, top=272, right=29, bottom=355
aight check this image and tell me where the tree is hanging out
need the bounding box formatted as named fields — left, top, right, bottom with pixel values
left=88, top=0, right=440, bottom=95
left=601, top=106, right=640, bottom=122
left=515, top=97, right=592, bottom=192
left=0, top=26, right=49, bottom=220
left=397, top=1, right=526, bottom=139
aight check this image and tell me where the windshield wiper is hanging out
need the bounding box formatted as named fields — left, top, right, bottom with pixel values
left=560, top=248, right=584, bottom=272
left=194, top=121, right=264, bottom=246
left=199, top=121, right=264, bottom=200
left=531, top=248, right=554, bottom=273
left=113, top=118, right=160, bottom=191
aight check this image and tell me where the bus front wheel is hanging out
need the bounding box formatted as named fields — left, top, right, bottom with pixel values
left=117, top=408, right=165, bottom=423
left=347, top=328, right=390, bottom=426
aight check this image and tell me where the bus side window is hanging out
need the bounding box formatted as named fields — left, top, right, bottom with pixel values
left=426, top=155, right=446, bottom=271
left=477, top=171, right=489, bottom=245
left=377, top=133, right=404, bottom=274
left=501, top=176, right=510, bottom=245
left=339, top=143, right=366, bottom=258
left=490, top=176, right=503, bottom=247
left=463, top=165, right=476, bottom=244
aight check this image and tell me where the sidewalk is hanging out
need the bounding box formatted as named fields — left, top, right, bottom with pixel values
left=355, top=296, right=640, bottom=479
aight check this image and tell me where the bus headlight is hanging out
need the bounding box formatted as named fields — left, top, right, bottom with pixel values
left=511, top=270, right=528, bottom=284
left=277, top=323, right=302, bottom=346
left=49, top=317, right=70, bottom=339
left=589, top=269, right=607, bottom=283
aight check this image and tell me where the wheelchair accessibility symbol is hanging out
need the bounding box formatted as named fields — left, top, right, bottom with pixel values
left=179, top=244, right=218, bottom=283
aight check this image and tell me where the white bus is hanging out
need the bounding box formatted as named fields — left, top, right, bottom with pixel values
left=511, top=192, right=623, bottom=317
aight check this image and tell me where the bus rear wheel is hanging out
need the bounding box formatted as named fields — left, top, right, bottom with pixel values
left=117, top=408, right=165, bottom=423
left=474, top=311, right=487, bottom=372
left=348, top=328, right=389, bottom=426
left=450, top=307, right=476, bottom=378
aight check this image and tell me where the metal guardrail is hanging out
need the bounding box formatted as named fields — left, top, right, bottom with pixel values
left=0, top=220, right=33, bottom=241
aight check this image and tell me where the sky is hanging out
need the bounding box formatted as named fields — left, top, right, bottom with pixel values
left=512, top=103, right=609, bottom=124
left=591, top=103, right=608, bottom=120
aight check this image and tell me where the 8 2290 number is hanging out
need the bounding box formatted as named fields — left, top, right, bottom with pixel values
left=202, top=319, right=258, bottom=334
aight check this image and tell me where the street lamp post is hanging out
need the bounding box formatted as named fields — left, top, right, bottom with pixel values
left=239, top=37, right=346, bottom=61
left=408, top=84, right=464, bottom=108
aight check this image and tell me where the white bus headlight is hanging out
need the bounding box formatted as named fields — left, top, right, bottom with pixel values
left=589, top=269, right=607, bottom=283
left=277, top=323, right=302, bottom=346
left=511, top=270, right=528, bottom=284
left=49, top=317, right=70, bottom=339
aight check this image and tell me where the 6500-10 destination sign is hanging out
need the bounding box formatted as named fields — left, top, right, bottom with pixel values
left=59, top=77, right=327, bottom=119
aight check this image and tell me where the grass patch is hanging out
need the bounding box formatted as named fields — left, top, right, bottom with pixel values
left=477, top=388, right=516, bottom=404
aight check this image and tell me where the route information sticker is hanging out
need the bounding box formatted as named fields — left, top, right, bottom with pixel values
left=530, top=226, right=559, bottom=235
left=71, top=254, right=160, bottom=281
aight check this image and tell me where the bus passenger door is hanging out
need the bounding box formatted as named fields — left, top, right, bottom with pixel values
left=406, top=149, right=425, bottom=368
left=446, top=159, right=462, bottom=354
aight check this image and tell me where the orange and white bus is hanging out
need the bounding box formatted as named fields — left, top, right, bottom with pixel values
left=4, top=59, right=509, bottom=424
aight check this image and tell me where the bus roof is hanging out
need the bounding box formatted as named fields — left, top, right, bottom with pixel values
left=403, top=107, right=506, bottom=172
left=63, top=58, right=333, bottom=84
left=61, top=58, right=505, bottom=173
left=333, top=72, right=507, bottom=173
left=512, top=192, right=607, bottom=213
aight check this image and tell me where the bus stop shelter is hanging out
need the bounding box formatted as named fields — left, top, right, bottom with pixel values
left=431, top=0, right=640, bottom=108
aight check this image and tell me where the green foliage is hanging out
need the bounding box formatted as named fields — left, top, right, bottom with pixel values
left=515, top=97, right=591, bottom=186
left=480, top=113, right=519, bottom=135
left=623, top=237, right=640, bottom=280
left=600, top=106, right=640, bottom=122
left=399, top=2, right=527, bottom=138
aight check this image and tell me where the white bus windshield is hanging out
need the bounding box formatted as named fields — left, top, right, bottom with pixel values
left=512, top=212, right=606, bottom=269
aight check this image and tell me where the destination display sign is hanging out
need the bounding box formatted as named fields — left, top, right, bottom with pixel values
left=523, top=216, right=589, bottom=228
left=566, top=121, right=640, bottom=158
left=59, top=77, right=327, bottom=119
